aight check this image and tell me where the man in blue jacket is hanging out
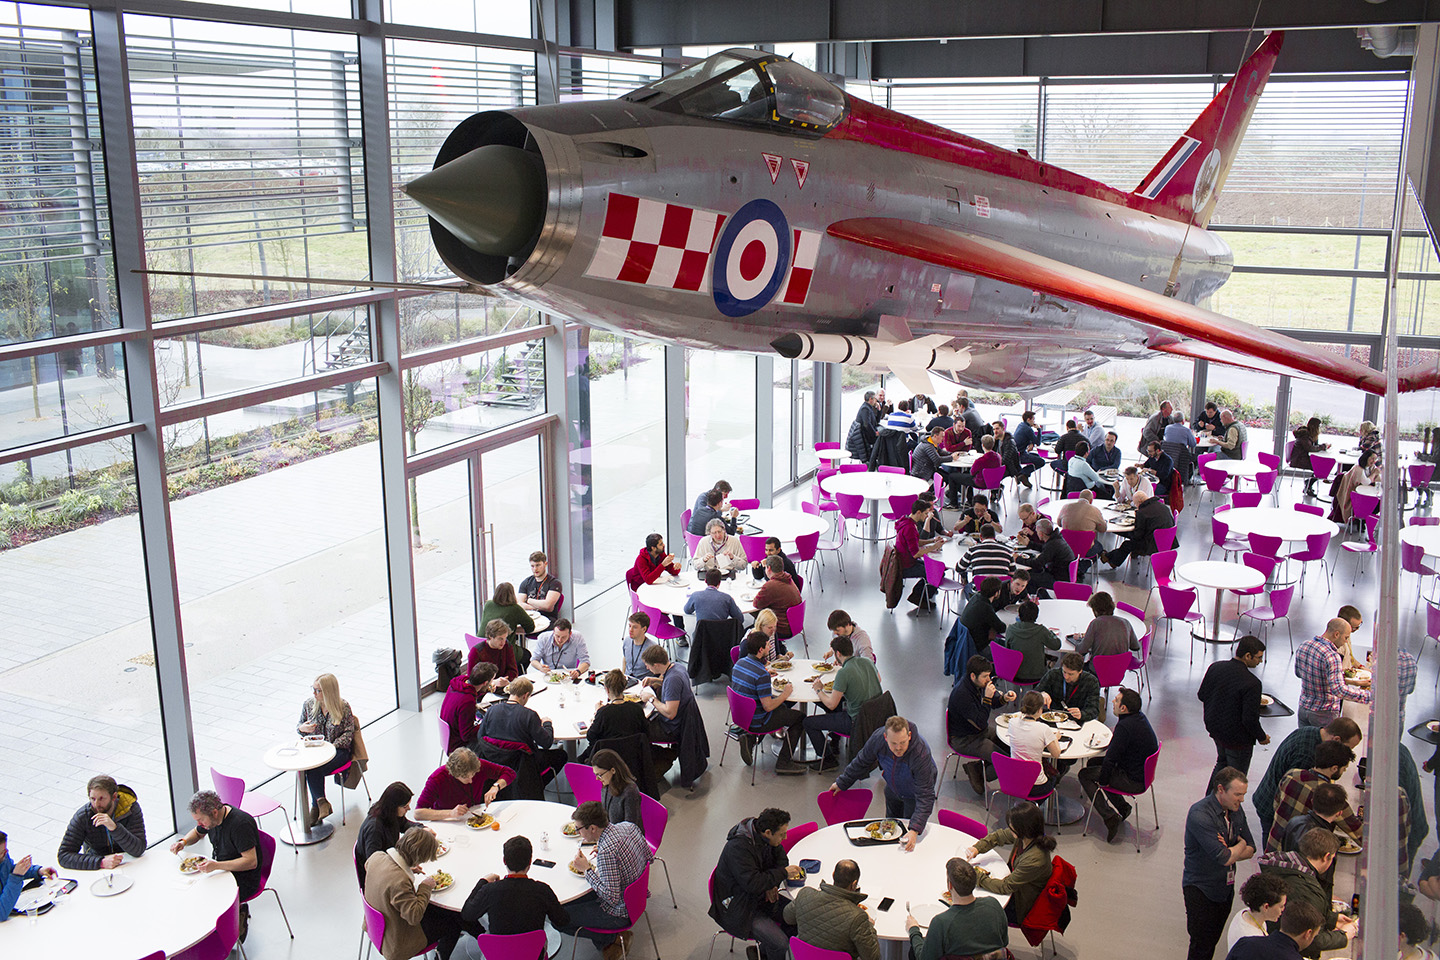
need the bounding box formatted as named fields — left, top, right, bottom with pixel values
left=1, top=829, right=58, bottom=921
left=828, top=716, right=937, bottom=852
left=1182, top=767, right=1256, bottom=960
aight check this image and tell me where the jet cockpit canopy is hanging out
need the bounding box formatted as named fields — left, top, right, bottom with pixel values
left=623, top=49, right=846, bottom=136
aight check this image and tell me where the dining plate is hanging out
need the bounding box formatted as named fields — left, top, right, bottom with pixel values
left=1339, top=840, right=1362, bottom=855
left=570, top=863, right=588, bottom=875
left=996, top=712, right=1018, bottom=727
left=1041, top=711, right=1070, bottom=724
left=1429, top=720, right=1440, bottom=733
left=432, top=871, right=454, bottom=891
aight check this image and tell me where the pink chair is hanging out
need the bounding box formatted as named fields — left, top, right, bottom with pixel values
left=249, top=831, right=293, bottom=940
left=681, top=507, right=692, bottom=533
left=990, top=642, right=1038, bottom=689
left=1090, top=652, right=1131, bottom=694
left=1409, top=463, right=1436, bottom=508
left=1257, top=452, right=1281, bottom=472
left=781, top=821, right=819, bottom=854
left=1238, top=585, right=1296, bottom=651
left=437, top=713, right=453, bottom=762
left=684, top=530, right=703, bottom=558
left=1229, top=491, right=1262, bottom=509
left=475, top=931, right=547, bottom=960
left=1206, top=515, right=1246, bottom=561
left=721, top=687, right=791, bottom=785
left=1143, top=549, right=1179, bottom=616
left=568, top=867, right=659, bottom=960
left=730, top=498, right=760, bottom=511
left=1348, top=492, right=1381, bottom=537
left=838, top=462, right=867, bottom=474
left=1152, top=527, right=1178, bottom=554
left=1287, top=530, right=1334, bottom=596
left=814, top=515, right=847, bottom=584
left=1294, top=503, right=1325, bottom=517
left=464, top=631, right=484, bottom=652
left=564, top=762, right=602, bottom=805
left=1059, top=530, right=1096, bottom=580
left=1052, top=581, right=1092, bottom=601
left=1082, top=741, right=1162, bottom=852
left=924, top=554, right=965, bottom=615
left=937, top=809, right=989, bottom=840
left=793, top=531, right=821, bottom=589
left=811, top=479, right=840, bottom=514
left=1129, top=632, right=1153, bottom=696
left=171, top=893, right=241, bottom=960
left=877, top=465, right=905, bottom=475
left=817, top=787, right=874, bottom=826
left=987, top=753, right=1053, bottom=822
left=834, top=492, right=871, bottom=541
left=1156, top=585, right=1205, bottom=662
left=1402, top=540, right=1440, bottom=610
left=363, top=898, right=437, bottom=960
left=211, top=767, right=296, bottom=849
left=786, top=600, right=808, bottom=656
left=883, top=493, right=918, bottom=522
left=639, top=793, right=677, bottom=908
left=1233, top=552, right=1280, bottom=611
left=1425, top=602, right=1440, bottom=679
left=975, top=465, right=1008, bottom=513
left=1413, top=516, right=1440, bottom=526
left=1197, top=463, right=1229, bottom=513
left=1309, top=454, right=1337, bottom=501
left=939, top=707, right=986, bottom=796
left=1342, top=515, right=1380, bottom=585
left=1253, top=469, right=1279, bottom=505
left=815, top=441, right=840, bottom=452
left=738, top=534, right=770, bottom=564
left=790, top=937, right=851, bottom=960
left=634, top=597, right=686, bottom=654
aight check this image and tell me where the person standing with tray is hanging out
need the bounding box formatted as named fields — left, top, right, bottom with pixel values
left=828, top=716, right=938, bottom=852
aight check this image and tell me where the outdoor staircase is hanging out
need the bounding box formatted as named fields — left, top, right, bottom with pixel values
left=477, top=340, right=544, bottom=409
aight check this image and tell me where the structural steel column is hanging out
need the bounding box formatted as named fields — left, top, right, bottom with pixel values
left=541, top=318, right=573, bottom=614
left=355, top=0, right=422, bottom=710
left=91, top=4, right=199, bottom=821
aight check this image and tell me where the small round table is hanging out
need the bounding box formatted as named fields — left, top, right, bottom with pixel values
left=994, top=717, right=1112, bottom=824
left=783, top=821, right=1011, bottom=940
left=1, top=843, right=238, bottom=956
left=816, top=449, right=854, bottom=463
left=263, top=739, right=337, bottom=845
left=1176, top=560, right=1265, bottom=644
left=1208, top=459, right=1269, bottom=492
left=1029, top=598, right=1145, bottom=647
left=820, top=472, right=929, bottom=540
left=767, top=657, right=833, bottom=704
left=1035, top=499, right=1136, bottom=534
left=740, top=508, right=828, bottom=544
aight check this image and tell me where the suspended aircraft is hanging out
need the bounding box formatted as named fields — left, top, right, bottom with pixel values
left=153, top=32, right=1435, bottom=398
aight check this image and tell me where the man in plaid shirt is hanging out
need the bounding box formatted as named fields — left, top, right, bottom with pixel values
left=1293, top=619, right=1369, bottom=727
left=563, top=801, right=651, bottom=959
left=1265, top=740, right=1360, bottom=854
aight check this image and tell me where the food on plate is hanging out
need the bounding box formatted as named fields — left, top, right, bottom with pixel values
left=467, top=812, right=496, bottom=830
left=814, top=662, right=833, bottom=673
left=1041, top=711, right=1070, bottom=724
left=431, top=870, right=454, bottom=890
left=996, top=712, right=1017, bottom=726
left=570, top=862, right=588, bottom=875
left=864, top=819, right=900, bottom=840
left=549, top=672, right=566, bottom=683
left=1339, top=839, right=1362, bottom=855
left=1259, top=695, right=1274, bottom=707
left=563, top=821, right=580, bottom=837
left=771, top=661, right=792, bottom=671
left=180, top=856, right=205, bottom=874
left=623, top=694, right=643, bottom=703
left=823, top=682, right=834, bottom=693
left=436, top=843, right=450, bottom=857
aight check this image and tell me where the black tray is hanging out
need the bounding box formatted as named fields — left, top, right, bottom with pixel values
left=842, top=819, right=909, bottom=846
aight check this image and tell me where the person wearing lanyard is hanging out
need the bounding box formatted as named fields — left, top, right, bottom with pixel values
left=1182, top=767, right=1256, bottom=960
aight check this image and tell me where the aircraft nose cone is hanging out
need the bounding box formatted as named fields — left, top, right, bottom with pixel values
left=403, top=145, right=546, bottom=258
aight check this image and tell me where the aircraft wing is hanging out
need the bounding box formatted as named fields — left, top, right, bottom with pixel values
left=828, top=217, right=1435, bottom=396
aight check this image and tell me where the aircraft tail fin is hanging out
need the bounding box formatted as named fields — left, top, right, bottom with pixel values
left=1132, top=31, right=1283, bottom=228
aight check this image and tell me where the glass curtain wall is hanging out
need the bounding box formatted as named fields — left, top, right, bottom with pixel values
left=685, top=349, right=756, bottom=503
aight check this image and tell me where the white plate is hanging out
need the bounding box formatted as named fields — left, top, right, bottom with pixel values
left=1260, top=695, right=1274, bottom=707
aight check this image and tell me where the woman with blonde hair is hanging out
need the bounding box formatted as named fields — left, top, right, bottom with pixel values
left=414, top=747, right=512, bottom=819
left=475, top=677, right=566, bottom=797
left=296, top=672, right=356, bottom=824
left=753, top=608, right=791, bottom=661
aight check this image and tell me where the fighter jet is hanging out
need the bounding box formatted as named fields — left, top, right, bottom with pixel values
left=228, top=33, right=1440, bottom=398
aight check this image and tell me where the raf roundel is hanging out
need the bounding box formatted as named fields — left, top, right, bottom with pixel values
left=711, top=198, right=792, bottom=318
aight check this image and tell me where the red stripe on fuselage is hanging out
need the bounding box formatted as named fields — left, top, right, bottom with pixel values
left=828, top=97, right=1190, bottom=223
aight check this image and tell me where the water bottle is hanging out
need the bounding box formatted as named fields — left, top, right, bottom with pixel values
left=541, top=831, right=550, bottom=851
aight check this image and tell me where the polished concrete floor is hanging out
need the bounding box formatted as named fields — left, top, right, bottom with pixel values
left=229, top=475, right=1429, bottom=960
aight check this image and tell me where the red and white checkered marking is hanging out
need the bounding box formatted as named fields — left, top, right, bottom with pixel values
left=779, top=227, right=821, bottom=305
left=585, top=193, right=726, bottom=293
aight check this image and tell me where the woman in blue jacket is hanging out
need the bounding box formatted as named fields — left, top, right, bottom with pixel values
left=1, top=829, right=58, bottom=921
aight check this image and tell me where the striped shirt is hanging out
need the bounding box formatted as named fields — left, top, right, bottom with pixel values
left=957, top=538, right=1014, bottom=580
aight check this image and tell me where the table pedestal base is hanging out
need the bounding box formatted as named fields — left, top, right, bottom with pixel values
left=281, top=818, right=334, bottom=846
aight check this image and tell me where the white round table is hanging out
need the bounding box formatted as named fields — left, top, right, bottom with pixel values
left=784, top=822, right=1011, bottom=940
left=1218, top=507, right=1339, bottom=543
left=422, top=800, right=595, bottom=912
left=816, top=449, right=854, bottom=463
left=820, top=472, right=929, bottom=539
left=994, top=717, right=1113, bottom=824
left=1035, top=499, right=1135, bottom=534
left=0, top=845, right=238, bottom=957
left=1353, top=484, right=1383, bottom=500
left=1027, top=598, right=1145, bottom=648
left=263, top=739, right=337, bottom=845
left=1176, top=560, right=1266, bottom=644
left=740, top=508, right=828, bottom=544
left=635, top=570, right=759, bottom=618
left=1402, top=524, right=1440, bottom=558
left=484, top=669, right=614, bottom=742
left=1209, top=460, right=1268, bottom=479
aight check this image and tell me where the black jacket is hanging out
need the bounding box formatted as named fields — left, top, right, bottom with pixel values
left=1029, top=534, right=1075, bottom=584
left=847, top=403, right=880, bottom=461
left=56, top=786, right=147, bottom=870
left=463, top=874, right=570, bottom=936
left=1127, top=496, right=1177, bottom=555
left=1197, top=658, right=1266, bottom=748
left=353, top=815, right=422, bottom=887
left=1098, top=711, right=1158, bottom=786
left=1142, top=452, right=1175, bottom=494
left=947, top=676, right=1002, bottom=739
left=710, top=818, right=791, bottom=939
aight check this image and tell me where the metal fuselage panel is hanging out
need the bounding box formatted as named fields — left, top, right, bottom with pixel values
left=492, top=99, right=1234, bottom=391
